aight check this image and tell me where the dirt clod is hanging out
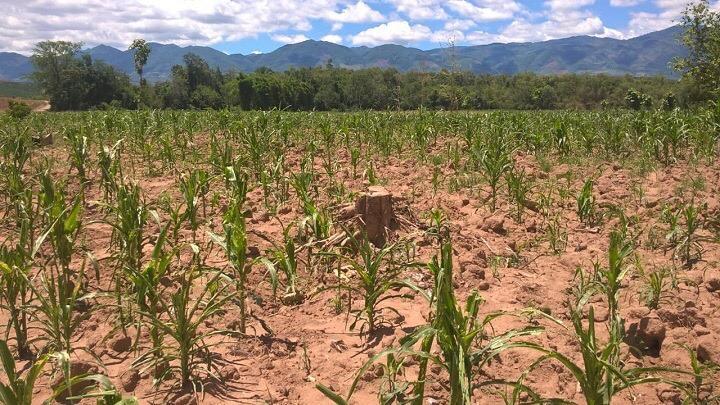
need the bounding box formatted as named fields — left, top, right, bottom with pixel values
left=697, top=334, right=720, bottom=363
left=481, top=215, right=506, bottom=234
left=107, top=335, right=132, bottom=353
left=628, top=316, right=666, bottom=355
left=121, top=369, right=141, bottom=392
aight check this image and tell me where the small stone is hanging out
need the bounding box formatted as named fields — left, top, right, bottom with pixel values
left=121, top=369, right=141, bottom=392
left=644, top=196, right=662, bottom=209
left=575, top=243, right=587, bottom=252
left=248, top=246, right=261, bottom=258
left=525, top=220, right=538, bottom=233
left=705, top=275, right=720, bottom=292
left=657, top=388, right=681, bottom=404
left=107, top=335, right=132, bottom=353
left=461, top=198, right=470, bottom=206
left=173, top=393, right=198, bottom=405
left=462, top=264, right=486, bottom=279
left=626, top=306, right=651, bottom=319
left=481, top=215, right=506, bottom=234
left=220, top=365, right=241, bottom=381
left=693, top=325, right=711, bottom=337
left=477, top=282, right=490, bottom=291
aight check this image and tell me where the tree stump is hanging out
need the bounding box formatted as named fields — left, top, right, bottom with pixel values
left=355, top=186, right=395, bottom=247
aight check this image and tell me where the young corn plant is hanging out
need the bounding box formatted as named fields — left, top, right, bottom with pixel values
left=104, top=182, right=151, bottom=331
left=642, top=267, right=672, bottom=310
left=179, top=169, right=210, bottom=236
left=224, top=162, right=250, bottom=212
left=517, top=231, right=689, bottom=405
left=546, top=214, right=568, bottom=254
left=29, top=173, right=87, bottom=354
left=323, top=230, right=416, bottom=336
left=478, top=137, right=512, bottom=212
left=672, top=201, right=707, bottom=267
left=577, top=179, right=598, bottom=226
left=97, top=140, right=123, bottom=202
left=506, top=166, right=534, bottom=223
left=0, top=238, right=33, bottom=357
left=0, top=339, right=48, bottom=405
left=209, top=202, right=252, bottom=334
left=262, top=223, right=304, bottom=305
left=126, top=224, right=172, bottom=362
left=317, top=238, right=544, bottom=405
left=135, top=264, right=235, bottom=391
left=63, top=127, right=91, bottom=186
left=675, top=344, right=719, bottom=404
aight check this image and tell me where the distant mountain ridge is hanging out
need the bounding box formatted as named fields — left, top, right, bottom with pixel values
left=0, top=26, right=686, bottom=82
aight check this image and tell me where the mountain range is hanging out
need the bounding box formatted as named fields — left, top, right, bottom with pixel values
left=0, top=26, right=685, bottom=83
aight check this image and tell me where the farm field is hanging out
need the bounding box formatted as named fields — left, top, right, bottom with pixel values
left=0, top=109, right=719, bottom=404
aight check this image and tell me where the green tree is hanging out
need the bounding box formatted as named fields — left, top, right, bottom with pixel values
left=30, top=41, right=84, bottom=110
left=128, top=39, right=151, bottom=85
left=674, top=0, right=720, bottom=95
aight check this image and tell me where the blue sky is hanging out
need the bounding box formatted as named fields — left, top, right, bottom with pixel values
left=1, top=0, right=706, bottom=55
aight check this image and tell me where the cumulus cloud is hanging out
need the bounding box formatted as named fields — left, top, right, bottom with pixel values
left=446, top=0, right=521, bottom=22
left=444, top=19, right=475, bottom=31
left=610, top=0, right=642, bottom=6
left=463, top=0, right=623, bottom=45
left=270, top=33, right=310, bottom=44
left=351, top=20, right=433, bottom=46
left=386, top=0, right=449, bottom=20
left=0, top=0, right=383, bottom=53
left=0, top=0, right=706, bottom=54
left=320, top=34, right=343, bottom=43
left=325, top=1, right=385, bottom=23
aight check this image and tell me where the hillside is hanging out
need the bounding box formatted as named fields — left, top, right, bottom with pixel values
left=0, top=26, right=686, bottom=82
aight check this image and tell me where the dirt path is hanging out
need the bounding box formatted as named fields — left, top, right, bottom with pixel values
left=32, top=100, right=51, bottom=111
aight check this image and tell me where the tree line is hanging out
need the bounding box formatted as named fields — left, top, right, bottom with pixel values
left=26, top=1, right=719, bottom=112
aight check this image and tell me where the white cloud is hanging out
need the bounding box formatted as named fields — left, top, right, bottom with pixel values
left=270, top=33, right=309, bottom=44
left=0, top=0, right=381, bottom=53
left=321, top=34, right=343, bottom=43
left=325, top=1, right=385, bottom=23
left=446, top=0, right=521, bottom=22
left=610, top=0, right=642, bottom=6
left=545, top=0, right=595, bottom=10
left=444, top=19, right=475, bottom=31
left=386, top=0, right=449, bottom=20
left=351, top=20, right=433, bottom=46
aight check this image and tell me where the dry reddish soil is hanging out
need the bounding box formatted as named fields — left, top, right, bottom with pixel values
left=1, top=138, right=719, bottom=405
left=0, top=97, right=48, bottom=111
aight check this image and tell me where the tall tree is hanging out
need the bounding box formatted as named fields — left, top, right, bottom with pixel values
left=674, top=0, right=720, bottom=96
left=129, top=39, right=151, bottom=85
left=30, top=41, right=84, bottom=110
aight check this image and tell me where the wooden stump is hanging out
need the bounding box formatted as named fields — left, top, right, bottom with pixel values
left=355, top=186, right=394, bottom=247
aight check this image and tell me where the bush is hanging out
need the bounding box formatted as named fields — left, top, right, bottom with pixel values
left=7, top=100, right=32, bottom=120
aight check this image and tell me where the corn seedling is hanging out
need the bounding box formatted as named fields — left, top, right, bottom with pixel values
left=577, top=179, right=598, bottom=226
left=0, top=240, right=33, bottom=357
left=642, top=267, right=673, bottom=310
left=0, top=339, right=48, bottom=405
left=478, top=136, right=512, bottom=212
left=262, top=223, right=304, bottom=305
left=322, top=230, right=416, bottom=336
left=135, top=264, right=235, bottom=390
left=209, top=202, right=251, bottom=334
left=506, top=166, right=534, bottom=223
